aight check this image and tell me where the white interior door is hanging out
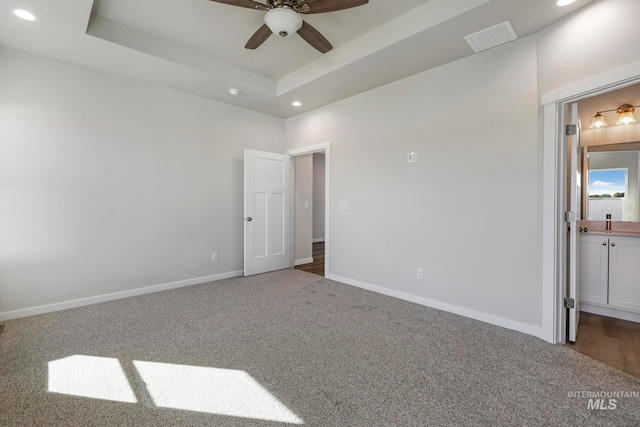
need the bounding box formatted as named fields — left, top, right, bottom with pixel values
left=567, top=103, right=582, bottom=342
left=244, top=149, right=291, bottom=276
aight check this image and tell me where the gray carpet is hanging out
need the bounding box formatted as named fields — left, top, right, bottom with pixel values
left=1, top=269, right=639, bottom=426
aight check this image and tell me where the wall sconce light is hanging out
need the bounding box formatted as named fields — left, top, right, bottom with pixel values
left=616, top=104, right=637, bottom=125
left=589, top=112, right=608, bottom=129
left=589, top=103, right=639, bottom=128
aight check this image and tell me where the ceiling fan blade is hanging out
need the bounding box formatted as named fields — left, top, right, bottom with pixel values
left=245, top=24, right=272, bottom=49
left=297, top=21, right=333, bottom=53
left=298, top=0, right=368, bottom=14
left=209, top=0, right=267, bottom=11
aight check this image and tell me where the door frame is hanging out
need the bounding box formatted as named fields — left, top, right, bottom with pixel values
left=285, top=142, right=331, bottom=278
left=567, top=102, right=581, bottom=343
left=541, top=62, right=640, bottom=344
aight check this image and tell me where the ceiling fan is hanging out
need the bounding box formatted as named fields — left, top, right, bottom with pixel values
left=209, top=0, right=369, bottom=53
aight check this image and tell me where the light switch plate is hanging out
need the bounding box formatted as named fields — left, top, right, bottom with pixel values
left=339, top=202, right=349, bottom=211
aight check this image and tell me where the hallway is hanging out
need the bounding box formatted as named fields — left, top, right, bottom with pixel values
left=294, top=242, right=324, bottom=277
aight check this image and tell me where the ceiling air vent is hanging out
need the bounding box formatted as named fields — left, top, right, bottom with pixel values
left=464, top=21, right=518, bottom=53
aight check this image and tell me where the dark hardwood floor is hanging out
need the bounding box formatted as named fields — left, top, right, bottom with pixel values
left=294, top=242, right=324, bottom=277
left=567, top=311, right=640, bottom=379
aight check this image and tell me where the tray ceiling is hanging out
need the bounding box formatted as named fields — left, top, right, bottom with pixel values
left=0, top=0, right=595, bottom=117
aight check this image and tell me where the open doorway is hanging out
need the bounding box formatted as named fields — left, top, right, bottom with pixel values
left=542, top=62, right=640, bottom=345
left=566, top=84, right=640, bottom=379
left=543, top=75, right=640, bottom=379
left=286, top=143, right=331, bottom=278
left=293, top=153, right=326, bottom=277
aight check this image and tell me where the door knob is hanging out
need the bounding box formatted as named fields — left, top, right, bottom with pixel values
left=246, top=217, right=252, bottom=222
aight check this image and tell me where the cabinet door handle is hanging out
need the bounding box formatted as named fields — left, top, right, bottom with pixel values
left=611, top=242, right=615, bottom=247
left=603, top=242, right=607, bottom=246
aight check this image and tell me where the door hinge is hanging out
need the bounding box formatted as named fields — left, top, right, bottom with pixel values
left=564, top=297, right=575, bottom=309
left=565, top=124, right=577, bottom=136
left=564, top=211, right=576, bottom=222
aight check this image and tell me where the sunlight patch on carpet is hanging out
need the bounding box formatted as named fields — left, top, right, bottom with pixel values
left=48, top=355, right=137, bottom=403
left=133, top=360, right=304, bottom=424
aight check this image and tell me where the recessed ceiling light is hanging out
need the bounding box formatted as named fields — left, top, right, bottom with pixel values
left=556, top=0, right=576, bottom=6
left=13, top=9, right=37, bottom=21
left=292, top=101, right=302, bottom=107
left=228, top=88, right=240, bottom=96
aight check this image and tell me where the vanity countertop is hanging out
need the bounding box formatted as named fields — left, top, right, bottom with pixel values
left=579, top=220, right=640, bottom=237
left=584, top=230, right=640, bottom=237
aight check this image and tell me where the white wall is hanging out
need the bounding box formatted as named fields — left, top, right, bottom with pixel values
left=294, top=154, right=313, bottom=263
left=537, top=0, right=640, bottom=96
left=313, top=153, right=325, bottom=241
left=285, top=36, right=541, bottom=329
left=0, top=46, right=285, bottom=316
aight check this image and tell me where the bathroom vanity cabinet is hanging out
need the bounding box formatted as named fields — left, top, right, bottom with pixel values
left=580, top=233, right=640, bottom=319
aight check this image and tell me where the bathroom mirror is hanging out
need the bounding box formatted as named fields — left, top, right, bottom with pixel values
left=582, top=142, right=640, bottom=222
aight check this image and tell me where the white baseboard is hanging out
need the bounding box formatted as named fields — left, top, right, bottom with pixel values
left=326, top=274, right=544, bottom=339
left=294, top=257, right=314, bottom=266
left=581, top=302, right=640, bottom=323
left=312, top=238, right=325, bottom=243
left=0, top=270, right=244, bottom=322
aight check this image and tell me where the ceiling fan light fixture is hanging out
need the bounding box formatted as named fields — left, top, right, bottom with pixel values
left=264, top=8, right=302, bottom=38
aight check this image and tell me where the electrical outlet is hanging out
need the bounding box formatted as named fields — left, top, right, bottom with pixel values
left=416, top=268, right=424, bottom=279
left=212, top=252, right=218, bottom=262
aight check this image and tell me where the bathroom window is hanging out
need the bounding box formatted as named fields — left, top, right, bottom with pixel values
left=587, top=168, right=628, bottom=221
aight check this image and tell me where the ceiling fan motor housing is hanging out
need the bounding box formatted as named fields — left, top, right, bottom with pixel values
left=269, top=0, right=300, bottom=8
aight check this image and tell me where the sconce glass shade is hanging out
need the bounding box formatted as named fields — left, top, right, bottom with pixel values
left=616, top=104, right=637, bottom=125
left=264, top=8, right=302, bottom=38
left=589, top=112, right=608, bottom=129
